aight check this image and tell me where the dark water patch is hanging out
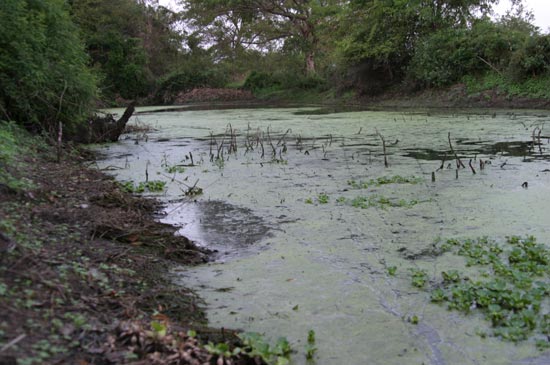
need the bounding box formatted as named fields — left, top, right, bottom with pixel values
left=403, top=149, right=447, bottom=161
left=112, top=153, right=133, bottom=160
left=403, top=140, right=550, bottom=161
left=164, top=200, right=272, bottom=261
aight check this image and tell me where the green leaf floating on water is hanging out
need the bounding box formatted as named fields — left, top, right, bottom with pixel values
left=413, top=236, right=550, bottom=344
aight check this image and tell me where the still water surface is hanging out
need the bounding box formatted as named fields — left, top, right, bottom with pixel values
left=96, top=107, right=550, bottom=365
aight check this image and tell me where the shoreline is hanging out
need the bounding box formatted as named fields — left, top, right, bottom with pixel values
left=0, top=141, right=247, bottom=364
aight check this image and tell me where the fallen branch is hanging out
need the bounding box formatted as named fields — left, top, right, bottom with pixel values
left=0, top=334, right=26, bottom=353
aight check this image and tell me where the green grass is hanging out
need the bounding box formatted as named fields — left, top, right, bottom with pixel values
left=462, top=72, right=550, bottom=99
left=0, top=121, right=43, bottom=192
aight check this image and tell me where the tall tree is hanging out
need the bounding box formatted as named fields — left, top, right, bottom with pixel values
left=182, top=0, right=340, bottom=75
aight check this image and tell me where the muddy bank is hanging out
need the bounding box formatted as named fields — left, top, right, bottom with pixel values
left=0, top=144, right=253, bottom=364
left=360, top=84, right=550, bottom=110
left=165, top=85, right=550, bottom=110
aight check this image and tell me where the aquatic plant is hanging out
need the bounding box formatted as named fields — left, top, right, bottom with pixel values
left=347, top=175, right=423, bottom=189
left=119, top=180, right=166, bottom=193
left=317, top=193, right=329, bottom=204
left=338, top=195, right=419, bottom=209
left=238, top=332, right=292, bottom=365
left=165, top=164, right=186, bottom=174
left=410, top=268, right=428, bottom=288
left=304, top=193, right=329, bottom=205
left=418, top=236, right=550, bottom=344
left=305, top=329, right=317, bottom=360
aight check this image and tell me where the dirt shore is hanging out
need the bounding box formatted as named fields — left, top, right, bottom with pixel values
left=359, top=84, right=550, bottom=110
left=0, top=145, right=248, bottom=364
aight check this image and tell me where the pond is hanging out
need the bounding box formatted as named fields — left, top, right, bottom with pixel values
left=95, top=107, right=550, bottom=365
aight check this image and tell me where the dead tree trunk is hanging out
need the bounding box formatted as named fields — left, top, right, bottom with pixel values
left=69, top=102, right=136, bottom=144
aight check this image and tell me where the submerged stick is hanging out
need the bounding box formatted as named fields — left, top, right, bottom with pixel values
left=267, top=126, right=277, bottom=157
left=437, top=153, right=447, bottom=171
left=376, top=129, right=388, bottom=168
left=469, top=159, right=476, bottom=174
left=277, top=128, right=292, bottom=146
left=448, top=132, right=465, bottom=168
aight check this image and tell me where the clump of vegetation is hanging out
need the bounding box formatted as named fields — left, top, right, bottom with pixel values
left=410, top=268, right=429, bottom=288
left=119, top=180, right=167, bottom=194
left=317, top=193, right=329, bottom=204
left=348, top=175, right=423, bottom=189
left=305, top=329, right=317, bottom=360
left=337, top=195, right=419, bottom=209
left=0, top=0, right=96, bottom=133
left=416, top=236, right=550, bottom=344
left=164, top=164, right=186, bottom=174
left=237, top=332, right=292, bottom=365
left=305, top=193, right=329, bottom=205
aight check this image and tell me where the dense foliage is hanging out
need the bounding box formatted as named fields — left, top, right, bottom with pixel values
left=0, top=0, right=97, bottom=133
left=69, top=0, right=187, bottom=100
left=1, top=0, right=549, bottom=132
left=177, top=0, right=549, bottom=98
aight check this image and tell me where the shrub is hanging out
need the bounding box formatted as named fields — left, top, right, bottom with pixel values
left=0, top=0, right=97, bottom=134
left=155, top=68, right=227, bottom=103
left=243, top=71, right=280, bottom=91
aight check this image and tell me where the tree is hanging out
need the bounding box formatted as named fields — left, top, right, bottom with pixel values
left=182, top=0, right=341, bottom=75
left=0, top=0, right=97, bottom=133
left=70, top=0, right=186, bottom=99
left=334, top=0, right=501, bottom=93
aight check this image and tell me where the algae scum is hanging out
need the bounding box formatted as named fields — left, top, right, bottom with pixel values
left=96, top=107, right=550, bottom=365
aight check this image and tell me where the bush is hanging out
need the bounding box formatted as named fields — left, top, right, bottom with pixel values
left=408, top=18, right=549, bottom=89
left=408, top=27, right=481, bottom=87
left=507, top=35, right=550, bottom=81
left=243, top=71, right=281, bottom=91
left=0, top=0, right=97, bottom=134
left=463, top=71, right=550, bottom=99
left=244, top=71, right=328, bottom=92
left=155, top=68, right=227, bottom=103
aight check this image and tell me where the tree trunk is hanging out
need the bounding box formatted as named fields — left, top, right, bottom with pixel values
left=305, top=51, right=316, bottom=75
left=68, top=102, right=136, bottom=144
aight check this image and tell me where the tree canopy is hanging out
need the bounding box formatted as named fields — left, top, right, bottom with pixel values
left=2, top=0, right=549, bottom=134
